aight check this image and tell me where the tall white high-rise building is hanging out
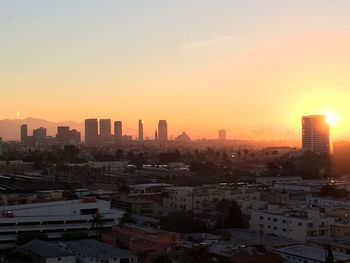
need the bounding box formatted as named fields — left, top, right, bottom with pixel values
left=302, top=115, right=330, bottom=154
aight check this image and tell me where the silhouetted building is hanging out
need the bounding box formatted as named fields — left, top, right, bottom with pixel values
left=99, top=119, right=111, bottom=136
left=155, top=130, right=158, bottom=140
left=175, top=132, right=191, bottom=142
left=99, top=119, right=112, bottom=143
left=85, top=119, right=98, bottom=144
left=33, top=127, right=47, bottom=143
left=20, top=124, right=28, bottom=143
left=334, top=141, right=350, bottom=158
left=122, top=135, right=132, bottom=142
left=218, top=129, right=227, bottom=140
left=56, top=126, right=70, bottom=143
left=70, top=129, right=81, bottom=144
left=158, top=120, right=168, bottom=141
left=0, top=137, right=2, bottom=157
left=114, top=121, right=122, bottom=142
left=302, top=115, right=330, bottom=154
left=56, top=126, right=81, bottom=144
left=138, top=119, right=144, bottom=141
left=333, top=140, right=350, bottom=173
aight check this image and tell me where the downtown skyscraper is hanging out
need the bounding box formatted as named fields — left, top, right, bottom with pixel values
left=138, top=120, right=144, bottom=141
left=302, top=115, right=330, bottom=154
left=114, top=121, right=122, bottom=142
left=158, top=120, right=168, bottom=142
left=85, top=119, right=98, bottom=144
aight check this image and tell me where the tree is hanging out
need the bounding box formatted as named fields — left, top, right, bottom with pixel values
left=152, top=253, right=172, bottom=263
left=90, top=212, right=106, bottom=238
left=184, top=244, right=209, bottom=263
left=115, top=149, right=124, bottom=160
left=325, top=244, right=335, bottom=263
left=216, top=199, right=246, bottom=229
left=159, top=211, right=208, bottom=233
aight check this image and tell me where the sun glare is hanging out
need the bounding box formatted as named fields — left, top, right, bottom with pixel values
left=326, top=113, right=337, bottom=125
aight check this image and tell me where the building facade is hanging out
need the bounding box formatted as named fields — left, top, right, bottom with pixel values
left=302, top=115, right=330, bottom=154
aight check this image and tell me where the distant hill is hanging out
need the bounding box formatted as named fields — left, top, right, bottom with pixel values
left=0, top=117, right=83, bottom=141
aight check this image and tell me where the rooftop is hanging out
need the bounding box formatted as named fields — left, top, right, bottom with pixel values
left=272, top=245, right=350, bottom=261
left=62, top=239, right=132, bottom=260
left=22, top=240, right=73, bottom=258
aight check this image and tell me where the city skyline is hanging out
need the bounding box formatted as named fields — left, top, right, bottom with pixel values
left=0, top=114, right=344, bottom=142
left=2, top=1, right=350, bottom=140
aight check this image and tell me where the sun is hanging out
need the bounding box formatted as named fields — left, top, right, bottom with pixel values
left=326, top=113, right=337, bottom=125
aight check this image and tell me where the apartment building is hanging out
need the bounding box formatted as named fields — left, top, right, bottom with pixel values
left=250, top=207, right=332, bottom=241
left=163, top=186, right=260, bottom=214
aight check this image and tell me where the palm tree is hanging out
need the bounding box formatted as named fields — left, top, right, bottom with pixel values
left=90, top=212, right=106, bottom=238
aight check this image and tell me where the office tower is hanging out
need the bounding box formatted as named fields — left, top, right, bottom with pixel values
left=70, top=129, right=81, bottom=144
left=0, top=137, right=2, bottom=157
left=21, top=124, right=28, bottom=143
left=138, top=120, right=144, bottom=141
left=56, top=126, right=70, bottom=143
left=302, top=115, right=330, bottom=154
left=114, top=121, right=122, bottom=142
left=56, top=126, right=81, bottom=144
left=85, top=119, right=98, bottom=144
left=99, top=119, right=111, bottom=137
left=218, top=129, right=227, bottom=141
left=33, top=127, right=47, bottom=143
left=99, top=119, right=112, bottom=143
left=158, top=120, right=168, bottom=141
left=155, top=130, right=158, bottom=141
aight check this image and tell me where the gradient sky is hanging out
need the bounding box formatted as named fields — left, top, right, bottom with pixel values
left=1, top=0, right=350, bottom=140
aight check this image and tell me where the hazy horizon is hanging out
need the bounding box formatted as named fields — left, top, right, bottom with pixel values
left=2, top=1, right=350, bottom=141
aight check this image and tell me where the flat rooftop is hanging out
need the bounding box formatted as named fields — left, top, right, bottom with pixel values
left=272, top=245, right=350, bottom=261
left=63, top=239, right=132, bottom=260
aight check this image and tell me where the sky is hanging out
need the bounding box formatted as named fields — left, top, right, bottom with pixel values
left=1, top=0, right=350, bottom=140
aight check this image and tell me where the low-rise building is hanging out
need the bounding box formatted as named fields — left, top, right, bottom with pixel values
left=250, top=207, right=332, bottom=241
left=60, top=239, right=138, bottom=263
left=22, top=239, right=76, bottom=263
left=272, top=244, right=350, bottom=263
left=111, top=195, right=160, bottom=218
left=0, top=197, right=123, bottom=249
left=256, top=176, right=302, bottom=186
left=163, top=185, right=260, bottom=214
left=102, top=224, right=181, bottom=263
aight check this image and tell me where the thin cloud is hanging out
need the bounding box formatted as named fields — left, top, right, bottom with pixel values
left=181, top=36, right=239, bottom=50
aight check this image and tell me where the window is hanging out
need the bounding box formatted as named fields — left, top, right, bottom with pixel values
left=259, top=216, right=264, bottom=220
left=298, top=222, right=302, bottom=226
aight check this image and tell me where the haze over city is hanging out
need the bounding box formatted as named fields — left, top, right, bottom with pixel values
left=4, top=2, right=350, bottom=263
left=2, top=1, right=350, bottom=140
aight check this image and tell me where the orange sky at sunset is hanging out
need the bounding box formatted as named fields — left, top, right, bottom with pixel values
left=2, top=1, right=350, bottom=141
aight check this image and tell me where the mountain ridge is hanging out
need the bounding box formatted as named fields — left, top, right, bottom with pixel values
left=0, top=117, right=83, bottom=141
